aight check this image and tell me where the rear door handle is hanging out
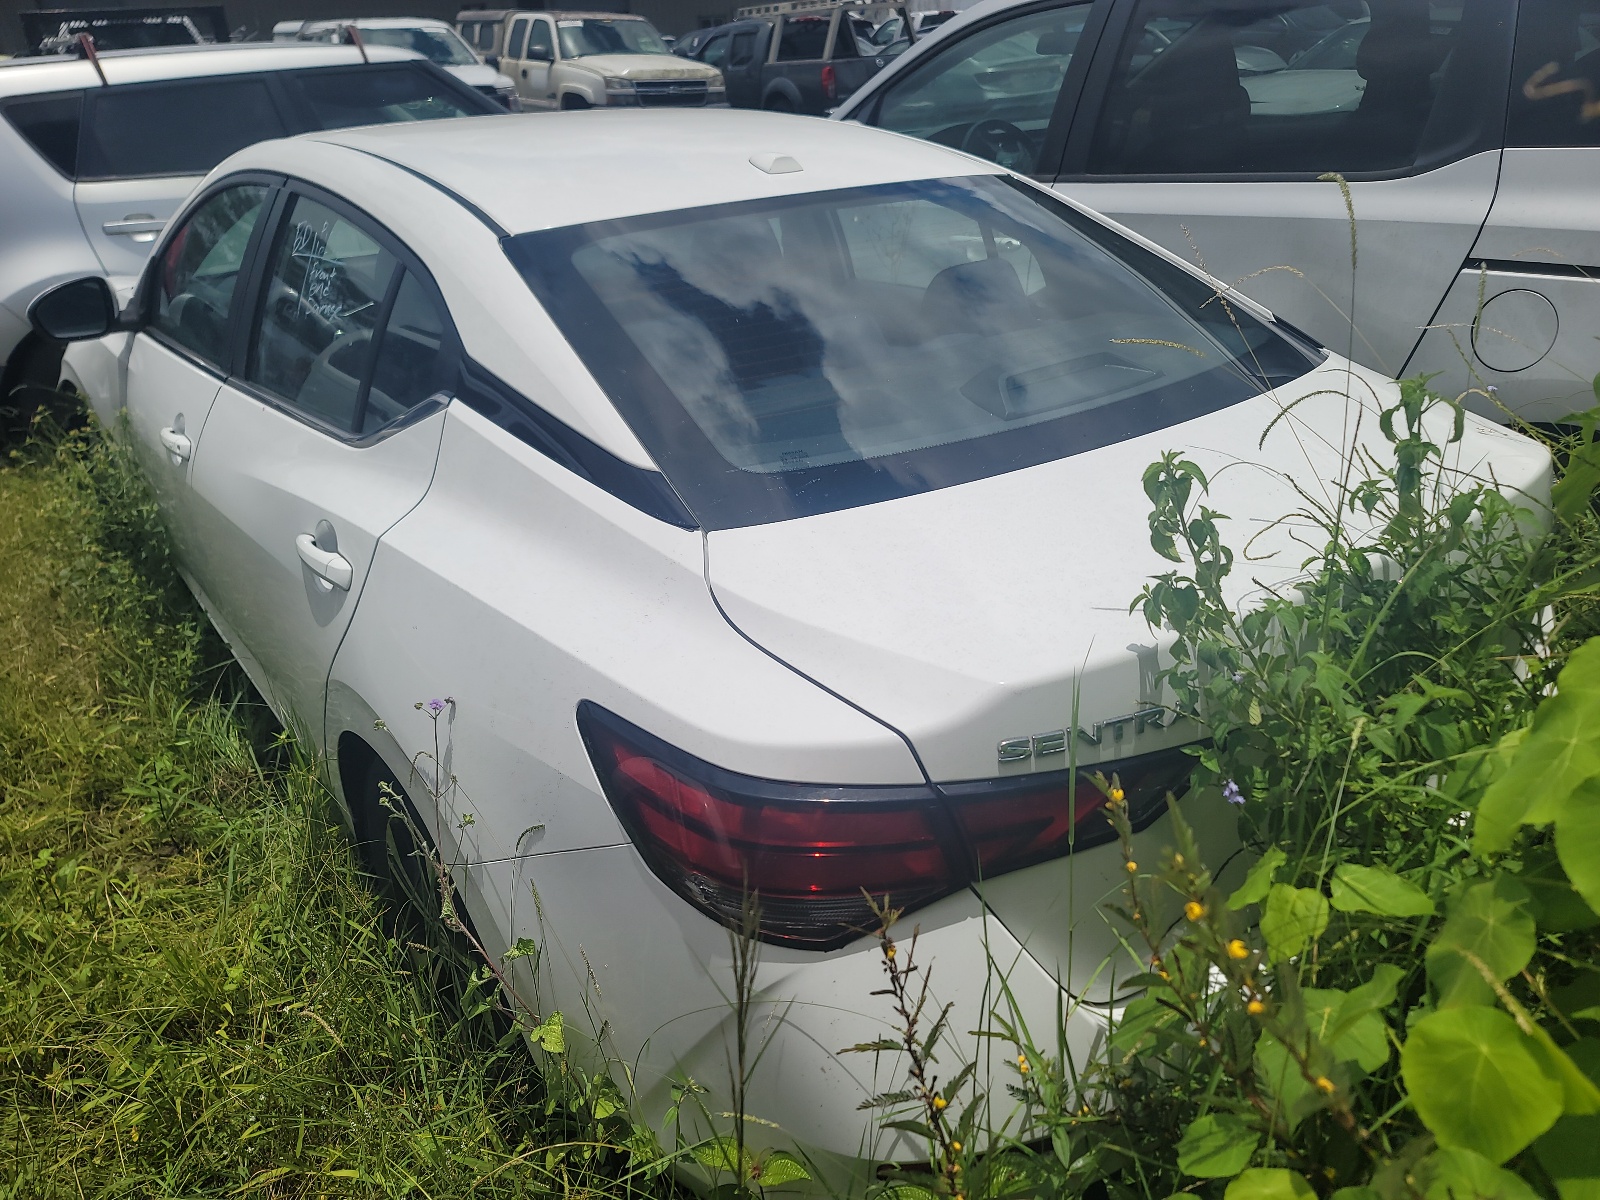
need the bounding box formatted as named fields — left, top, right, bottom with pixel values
left=103, top=216, right=166, bottom=237
left=158, top=426, right=191, bottom=462
left=295, top=533, right=353, bottom=591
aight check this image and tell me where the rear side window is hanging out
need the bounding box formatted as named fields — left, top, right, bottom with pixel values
left=3, top=93, right=83, bottom=179
left=248, top=196, right=397, bottom=431
left=362, top=272, right=455, bottom=434
left=1508, top=0, right=1600, bottom=147
left=151, top=184, right=271, bottom=368
left=287, top=64, right=489, bottom=128
left=1085, top=0, right=1511, bottom=176
left=777, top=16, right=829, bottom=60
left=79, top=79, right=287, bottom=180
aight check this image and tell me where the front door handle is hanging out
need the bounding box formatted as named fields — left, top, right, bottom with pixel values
left=295, top=533, right=353, bottom=591
left=159, top=426, right=191, bottom=462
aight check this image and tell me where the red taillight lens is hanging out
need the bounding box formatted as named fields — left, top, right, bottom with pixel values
left=821, top=63, right=836, bottom=102
left=579, top=702, right=1193, bottom=949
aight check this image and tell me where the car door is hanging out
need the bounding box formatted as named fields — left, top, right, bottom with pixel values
left=518, top=18, right=559, bottom=109
left=184, top=187, right=457, bottom=738
left=859, top=0, right=1105, bottom=177
left=124, top=179, right=276, bottom=575
left=1053, top=0, right=1516, bottom=380
left=500, top=15, right=533, bottom=100
left=74, top=76, right=291, bottom=280
left=1404, top=0, right=1600, bottom=421
left=725, top=25, right=768, bottom=108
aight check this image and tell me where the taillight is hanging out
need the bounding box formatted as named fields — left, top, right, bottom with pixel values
left=579, top=702, right=1193, bottom=950
left=821, top=63, right=836, bottom=102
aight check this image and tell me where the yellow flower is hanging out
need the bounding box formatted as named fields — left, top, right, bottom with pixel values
left=1226, top=939, right=1250, bottom=960
left=885, top=943, right=896, bottom=960
left=1247, top=999, right=1266, bottom=1016
left=1184, top=901, right=1206, bottom=922
left=129, top=1127, right=139, bottom=1143
left=951, top=1141, right=962, bottom=1154
left=1109, top=786, right=1125, bottom=803
left=1315, top=1076, right=1336, bottom=1094
left=1017, top=1053, right=1030, bottom=1074
left=933, top=1094, right=948, bottom=1110
left=1126, top=860, right=1139, bottom=873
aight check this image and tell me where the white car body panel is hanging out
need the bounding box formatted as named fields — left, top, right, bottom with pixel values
left=75, top=174, right=206, bottom=278
left=122, top=336, right=221, bottom=562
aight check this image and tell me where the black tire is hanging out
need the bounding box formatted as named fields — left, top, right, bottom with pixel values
left=1, top=340, right=67, bottom=446
left=764, top=93, right=795, bottom=112
left=560, top=93, right=590, bottom=110
left=351, top=756, right=440, bottom=922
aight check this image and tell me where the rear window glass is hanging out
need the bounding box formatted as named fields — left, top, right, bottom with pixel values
left=287, top=64, right=491, bottom=127
left=507, top=175, right=1318, bottom=529
left=3, top=93, right=83, bottom=178
left=1508, top=0, right=1600, bottom=148
left=79, top=78, right=287, bottom=180
left=777, top=16, right=829, bottom=59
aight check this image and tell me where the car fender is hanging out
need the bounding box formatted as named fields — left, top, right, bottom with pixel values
left=554, top=65, right=602, bottom=105
left=761, top=75, right=803, bottom=109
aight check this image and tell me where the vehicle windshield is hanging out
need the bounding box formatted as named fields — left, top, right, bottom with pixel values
left=359, top=26, right=481, bottom=66
left=556, top=18, right=670, bottom=57
left=507, top=176, right=1318, bottom=529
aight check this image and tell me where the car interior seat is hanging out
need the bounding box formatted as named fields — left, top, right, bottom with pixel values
left=1350, top=0, right=1449, bottom=166
left=1111, top=17, right=1251, bottom=173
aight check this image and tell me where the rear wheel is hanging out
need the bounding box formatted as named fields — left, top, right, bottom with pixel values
left=763, top=93, right=795, bottom=112
left=560, top=93, right=590, bottom=110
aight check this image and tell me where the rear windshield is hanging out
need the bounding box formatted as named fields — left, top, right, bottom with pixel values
left=359, top=26, right=480, bottom=66
left=507, top=175, right=1318, bottom=529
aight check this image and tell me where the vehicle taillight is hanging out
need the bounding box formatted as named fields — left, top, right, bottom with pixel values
left=579, top=702, right=1193, bottom=950
left=821, top=63, right=836, bottom=102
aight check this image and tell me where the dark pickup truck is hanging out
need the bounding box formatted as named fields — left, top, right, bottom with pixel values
left=689, top=2, right=911, bottom=115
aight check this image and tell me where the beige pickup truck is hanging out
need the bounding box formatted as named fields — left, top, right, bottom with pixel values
left=458, top=10, right=725, bottom=109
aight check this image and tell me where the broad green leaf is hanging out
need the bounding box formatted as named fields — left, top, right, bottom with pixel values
left=1342, top=963, right=1405, bottom=1023
left=756, top=1151, right=812, bottom=1185
left=1262, top=884, right=1330, bottom=963
left=1229, top=847, right=1287, bottom=911
left=592, top=1094, right=618, bottom=1120
left=1225, top=1169, right=1316, bottom=1200
left=1522, top=849, right=1600, bottom=933
left=691, top=1136, right=752, bottom=1176
left=1475, top=640, right=1600, bottom=855
left=1426, top=878, right=1535, bottom=1008
left=1535, top=1116, right=1600, bottom=1200
left=503, top=937, right=539, bottom=963
left=1331, top=1189, right=1382, bottom=1200
left=1557, top=776, right=1600, bottom=915
left=1254, top=1035, right=1324, bottom=1133
left=1526, top=1035, right=1600, bottom=1117
left=873, top=1186, right=938, bottom=1200
left=532, top=1011, right=565, bottom=1054
left=1177, top=1114, right=1258, bottom=1178
left=1111, top=994, right=1179, bottom=1054
left=1302, top=986, right=1391, bottom=1072
left=1330, top=864, right=1435, bottom=918
left=1553, top=441, right=1600, bottom=525
left=1401, top=1007, right=1563, bottom=1163
left=1414, top=1146, right=1541, bottom=1200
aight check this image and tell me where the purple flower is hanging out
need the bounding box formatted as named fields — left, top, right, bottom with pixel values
left=1231, top=671, right=1244, bottom=684
left=1486, top=385, right=1499, bottom=394
left=1223, top=779, right=1244, bottom=805
left=427, top=698, right=446, bottom=714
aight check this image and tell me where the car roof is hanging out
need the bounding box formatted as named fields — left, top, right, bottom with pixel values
left=305, top=108, right=1000, bottom=234
left=0, top=42, right=423, bottom=98
left=300, top=17, right=459, bottom=31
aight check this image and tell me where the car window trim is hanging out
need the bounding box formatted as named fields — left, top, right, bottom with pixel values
left=75, top=73, right=295, bottom=183
left=230, top=176, right=465, bottom=447
left=137, top=171, right=288, bottom=382
left=1056, top=0, right=1514, bottom=183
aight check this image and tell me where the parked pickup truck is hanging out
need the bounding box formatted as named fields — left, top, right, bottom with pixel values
left=698, top=0, right=910, bottom=115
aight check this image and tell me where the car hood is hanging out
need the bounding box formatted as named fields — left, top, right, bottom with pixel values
left=703, top=358, right=1552, bottom=785
left=565, top=53, right=719, bottom=79
left=444, top=61, right=509, bottom=87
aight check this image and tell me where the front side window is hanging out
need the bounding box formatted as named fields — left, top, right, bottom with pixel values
left=248, top=197, right=396, bottom=431
left=287, top=65, right=488, bottom=127
left=528, top=20, right=554, bottom=59
left=507, top=17, right=530, bottom=59
left=873, top=3, right=1090, bottom=174
left=361, top=25, right=480, bottom=65
left=508, top=176, right=1316, bottom=529
left=557, top=18, right=670, bottom=57
left=79, top=79, right=287, bottom=180
left=1508, top=0, right=1600, bottom=148
left=702, top=33, right=730, bottom=66
left=1086, top=0, right=1505, bottom=176
left=151, top=184, right=270, bottom=367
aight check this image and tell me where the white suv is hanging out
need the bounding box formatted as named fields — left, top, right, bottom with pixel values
left=0, top=42, right=500, bottom=440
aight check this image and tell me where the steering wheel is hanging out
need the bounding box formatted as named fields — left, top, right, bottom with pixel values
left=310, top=327, right=372, bottom=379
left=960, top=119, right=1034, bottom=170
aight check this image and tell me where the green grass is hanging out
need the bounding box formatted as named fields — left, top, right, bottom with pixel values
left=0, top=428, right=664, bottom=1197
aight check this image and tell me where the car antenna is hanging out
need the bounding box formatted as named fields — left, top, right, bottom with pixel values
left=344, top=23, right=370, bottom=62
left=76, top=33, right=109, bottom=87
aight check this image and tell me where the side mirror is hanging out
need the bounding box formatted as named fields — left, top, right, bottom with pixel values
left=29, top=277, right=120, bottom=342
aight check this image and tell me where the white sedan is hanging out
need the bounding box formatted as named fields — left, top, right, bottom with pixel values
left=36, top=109, right=1549, bottom=1175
